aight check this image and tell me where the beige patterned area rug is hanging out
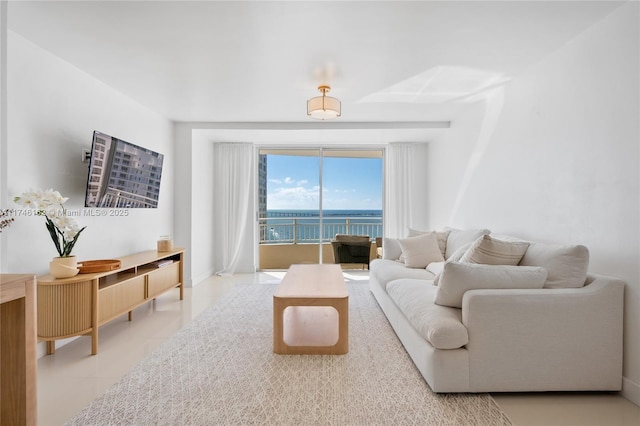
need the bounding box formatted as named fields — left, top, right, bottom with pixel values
left=68, top=282, right=512, bottom=425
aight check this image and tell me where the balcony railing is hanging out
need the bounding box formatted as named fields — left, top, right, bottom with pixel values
left=259, top=216, right=382, bottom=244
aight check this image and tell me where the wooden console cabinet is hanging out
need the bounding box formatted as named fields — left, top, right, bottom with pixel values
left=37, top=248, right=184, bottom=355
left=0, top=274, right=37, bottom=426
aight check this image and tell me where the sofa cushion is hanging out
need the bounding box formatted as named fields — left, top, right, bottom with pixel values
left=386, top=279, right=468, bottom=350
left=434, top=262, right=547, bottom=308
left=444, top=228, right=491, bottom=259
left=519, top=242, right=589, bottom=288
left=382, top=237, right=402, bottom=261
left=408, top=228, right=450, bottom=257
left=460, top=234, right=530, bottom=266
left=399, top=232, right=445, bottom=268
left=370, top=259, right=435, bottom=288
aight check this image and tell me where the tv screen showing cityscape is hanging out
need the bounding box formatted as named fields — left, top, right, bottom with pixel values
left=85, top=131, right=164, bottom=208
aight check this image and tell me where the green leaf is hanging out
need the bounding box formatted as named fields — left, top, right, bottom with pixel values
left=44, top=218, right=63, bottom=257
left=62, top=226, right=87, bottom=257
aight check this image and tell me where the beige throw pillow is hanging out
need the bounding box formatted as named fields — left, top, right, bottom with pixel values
left=519, top=242, right=589, bottom=288
left=408, top=228, right=450, bottom=258
left=398, top=232, right=445, bottom=269
left=434, top=262, right=548, bottom=308
left=460, top=234, right=530, bottom=266
left=444, top=227, right=491, bottom=259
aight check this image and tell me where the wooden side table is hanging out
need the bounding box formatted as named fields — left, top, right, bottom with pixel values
left=0, top=274, right=37, bottom=426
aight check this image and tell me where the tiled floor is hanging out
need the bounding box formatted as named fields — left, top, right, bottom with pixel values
left=37, top=271, right=640, bottom=426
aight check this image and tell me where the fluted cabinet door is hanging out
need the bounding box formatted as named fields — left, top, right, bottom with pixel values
left=37, top=280, right=93, bottom=338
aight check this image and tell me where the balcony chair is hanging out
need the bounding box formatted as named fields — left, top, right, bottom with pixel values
left=331, top=234, right=372, bottom=270
left=375, top=237, right=383, bottom=259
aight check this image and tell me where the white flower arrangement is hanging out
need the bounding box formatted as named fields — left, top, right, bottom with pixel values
left=14, top=189, right=86, bottom=257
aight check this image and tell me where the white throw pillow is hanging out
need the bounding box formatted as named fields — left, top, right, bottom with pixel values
left=434, top=262, right=548, bottom=308
left=444, top=227, right=491, bottom=259
left=398, top=232, right=445, bottom=269
left=460, top=234, right=530, bottom=266
left=448, top=242, right=473, bottom=263
left=408, top=228, right=450, bottom=258
left=382, top=237, right=402, bottom=261
left=519, top=242, right=589, bottom=288
left=426, top=261, right=445, bottom=276
left=433, top=242, right=473, bottom=286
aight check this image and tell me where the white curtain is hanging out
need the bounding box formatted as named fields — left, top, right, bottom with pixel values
left=214, top=143, right=255, bottom=276
left=385, top=143, right=415, bottom=238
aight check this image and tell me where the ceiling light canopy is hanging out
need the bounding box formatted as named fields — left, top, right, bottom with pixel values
left=307, top=85, right=341, bottom=120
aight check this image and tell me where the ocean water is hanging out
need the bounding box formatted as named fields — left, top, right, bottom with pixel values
left=261, top=210, right=382, bottom=243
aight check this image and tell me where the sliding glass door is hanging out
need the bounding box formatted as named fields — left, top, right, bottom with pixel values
left=258, top=148, right=382, bottom=270
left=321, top=150, right=383, bottom=243
left=258, top=149, right=321, bottom=269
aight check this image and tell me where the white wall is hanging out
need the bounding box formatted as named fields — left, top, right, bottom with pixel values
left=4, top=32, right=173, bottom=276
left=428, top=2, right=640, bottom=404
left=191, top=131, right=215, bottom=283
left=172, top=125, right=220, bottom=286
left=173, top=123, right=194, bottom=286
left=0, top=1, right=7, bottom=271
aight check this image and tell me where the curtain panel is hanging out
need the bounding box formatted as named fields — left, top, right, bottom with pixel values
left=213, top=143, right=255, bottom=275
left=385, top=143, right=415, bottom=238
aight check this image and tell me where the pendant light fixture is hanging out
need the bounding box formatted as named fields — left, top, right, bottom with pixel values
left=307, top=85, right=341, bottom=120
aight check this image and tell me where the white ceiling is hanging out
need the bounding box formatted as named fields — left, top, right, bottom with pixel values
left=7, top=1, right=625, bottom=143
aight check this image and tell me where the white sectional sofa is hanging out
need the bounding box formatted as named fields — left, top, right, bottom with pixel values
left=369, top=228, right=625, bottom=393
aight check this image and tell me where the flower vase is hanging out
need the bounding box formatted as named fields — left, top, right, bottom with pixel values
left=49, top=256, right=79, bottom=279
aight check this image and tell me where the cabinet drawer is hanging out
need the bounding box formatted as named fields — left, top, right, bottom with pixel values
left=98, top=275, right=146, bottom=323
left=147, top=262, right=180, bottom=298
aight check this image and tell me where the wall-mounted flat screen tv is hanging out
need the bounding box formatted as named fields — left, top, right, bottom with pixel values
left=85, top=131, right=164, bottom=208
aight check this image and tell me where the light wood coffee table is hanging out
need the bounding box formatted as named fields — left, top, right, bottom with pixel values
left=273, top=264, right=349, bottom=355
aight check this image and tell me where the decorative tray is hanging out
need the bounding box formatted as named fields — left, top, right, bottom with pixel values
left=78, top=259, right=121, bottom=274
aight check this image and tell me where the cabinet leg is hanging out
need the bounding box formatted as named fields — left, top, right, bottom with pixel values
left=47, top=340, right=55, bottom=355
left=91, top=330, right=98, bottom=355
left=128, top=311, right=133, bottom=321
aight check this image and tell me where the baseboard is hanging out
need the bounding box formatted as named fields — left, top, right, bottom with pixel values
left=622, top=376, right=640, bottom=407
left=191, top=268, right=216, bottom=287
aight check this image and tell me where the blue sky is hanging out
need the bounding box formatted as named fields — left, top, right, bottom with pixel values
left=266, top=154, right=382, bottom=210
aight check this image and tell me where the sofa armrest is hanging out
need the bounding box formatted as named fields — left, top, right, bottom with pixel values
left=460, top=274, right=624, bottom=392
